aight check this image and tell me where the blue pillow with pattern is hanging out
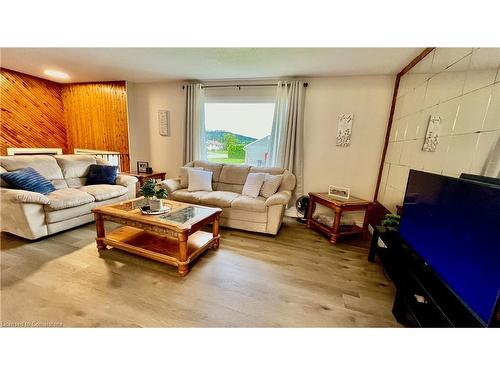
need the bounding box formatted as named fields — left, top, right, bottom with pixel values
left=1, top=167, right=56, bottom=194
left=86, top=164, right=118, bottom=185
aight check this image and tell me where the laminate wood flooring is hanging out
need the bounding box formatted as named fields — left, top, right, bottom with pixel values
left=0, top=218, right=400, bottom=327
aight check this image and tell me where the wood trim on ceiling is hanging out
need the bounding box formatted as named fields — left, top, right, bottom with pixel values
left=372, top=48, right=435, bottom=204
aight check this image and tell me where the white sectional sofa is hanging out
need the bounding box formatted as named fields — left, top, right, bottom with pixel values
left=0, top=154, right=138, bottom=240
left=160, top=160, right=296, bottom=235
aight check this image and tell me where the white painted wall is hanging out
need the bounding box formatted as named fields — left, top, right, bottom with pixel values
left=127, top=81, right=185, bottom=178
left=303, top=75, right=395, bottom=200
left=127, top=76, right=395, bottom=204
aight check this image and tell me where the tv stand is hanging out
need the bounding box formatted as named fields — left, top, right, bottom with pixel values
left=369, top=226, right=491, bottom=327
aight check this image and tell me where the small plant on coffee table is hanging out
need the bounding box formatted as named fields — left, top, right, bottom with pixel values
left=140, top=179, right=168, bottom=199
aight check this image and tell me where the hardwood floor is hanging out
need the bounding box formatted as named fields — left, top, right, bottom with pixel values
left=0, top=218, right=400, bottom=327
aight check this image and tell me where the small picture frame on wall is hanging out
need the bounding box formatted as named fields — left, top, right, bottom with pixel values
left=328, top=185, right=350, bottom=200
left=137, top=161, right=149, bottom=173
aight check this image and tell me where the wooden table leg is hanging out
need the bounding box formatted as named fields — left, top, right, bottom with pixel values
left=177, top=233, right=189, bottom=276
left=362, top=203, right=373, bottom=240
left=368, top=227, right=380, bottom=262
left=306, top=199, right=315, bottom=228
left=94, top=213, right=107, bottom=250
left=212, top=214, right=220, bottom=249
left=330, top=207, right=342, bottom=244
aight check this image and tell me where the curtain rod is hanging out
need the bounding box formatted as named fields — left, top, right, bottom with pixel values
left=182, top=82, right=308, bottom=90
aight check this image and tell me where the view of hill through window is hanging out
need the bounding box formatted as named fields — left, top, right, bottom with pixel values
left=204, top=102, right=275, bottom=165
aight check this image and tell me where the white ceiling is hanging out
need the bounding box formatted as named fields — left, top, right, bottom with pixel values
left=0, top=48, right=423, bottom=83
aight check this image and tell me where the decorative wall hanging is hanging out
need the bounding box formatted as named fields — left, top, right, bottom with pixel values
left=336, top=113, right=353, bottom=147
left=158, top=110, right=171, bottom=136
left=422, top=115, right=442, bottom=152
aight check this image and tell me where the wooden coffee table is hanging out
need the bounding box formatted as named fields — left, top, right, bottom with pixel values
left=92, top=198, right=222, bottom=276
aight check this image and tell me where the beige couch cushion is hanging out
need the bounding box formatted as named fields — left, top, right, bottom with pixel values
left=222, top=207, right=268, bottom=223
left=1, top=188, right=50, bottom=205
left=46, top=188, right=95, bottom=210
left=79, top=184, right=128, bottom=201
left=52, top=179, right=70, bottom=189
left=54, top=155, right=98, bottom=179
left=193, top=160, right=223, bottom=182
left=0, top=166, right=10, bottom=187
left=249, top=166, right=284, bottom=175
left=170, top=189, right=210, bottom=204
left=65, top=177, right=87, bottom=188
left=0, top=155, right=64, bottom=180
left=44, top=202, right=94, bottom=223
left=216, top=182, right=243, bottom=194
left=199, top=191, right=239, bottom=208
left=231, top=195, right=267, bottom=212
left=219, top=164, right=251, bottom=185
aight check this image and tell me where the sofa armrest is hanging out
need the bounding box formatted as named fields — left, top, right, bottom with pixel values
left=115, top=174, right=139, bottom=199
left=158, top=178, right=182, bottom=195
left=265, top=190, right=292, bottom=207
left=116, top=174, right=139, bottom=186
left=0, top=187, right=50, bottom=205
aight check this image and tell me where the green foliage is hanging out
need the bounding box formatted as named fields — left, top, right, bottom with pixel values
left=139, top=179, right=168, bottom=199
left=206, top=130, right=256, bottom=145
left=222, top=133, right=238, bottom=150
left=381, top=213, right=400, bottom=229
left=228, top=144, right=246, bottom=159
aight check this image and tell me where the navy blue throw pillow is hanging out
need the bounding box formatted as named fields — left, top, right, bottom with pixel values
left=0, top=167, right=56, bottom=194
left=86, top=164, right=118, bottom=185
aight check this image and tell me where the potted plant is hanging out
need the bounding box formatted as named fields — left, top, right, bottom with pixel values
left=381, top=213, right=400, bottom=231
left=139, top=179, right=168, bottom=211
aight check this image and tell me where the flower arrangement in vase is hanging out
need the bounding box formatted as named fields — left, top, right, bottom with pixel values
left=139, top=179, right=168, bottom=211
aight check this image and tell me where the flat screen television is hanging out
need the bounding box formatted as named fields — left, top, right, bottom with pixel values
left=400, top=170, right=500, bottom=326
left=460, top=173, right=500, bottom=187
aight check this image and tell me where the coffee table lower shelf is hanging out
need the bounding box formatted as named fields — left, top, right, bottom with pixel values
left=101, top=226, right=218, bottom=275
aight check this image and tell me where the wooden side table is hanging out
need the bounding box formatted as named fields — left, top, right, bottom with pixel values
left=120, top=171, right=166, bottom=196
left=306, top=192, right=372, bottom=244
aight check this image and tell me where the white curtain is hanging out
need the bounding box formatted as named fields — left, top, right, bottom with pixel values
left=183, top=83, right=206, bottom=164
left=269, top=81, right=306, bottom=201
left=482, top=134, right=500, bottom=178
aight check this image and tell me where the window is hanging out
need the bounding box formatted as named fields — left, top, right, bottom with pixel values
left=204, top=101, right=275, bottom=166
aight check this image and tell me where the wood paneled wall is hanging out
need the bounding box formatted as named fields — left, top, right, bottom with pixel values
left=0, top=69, right=130, bottom=171
left=62, top=82, right=130, bottom=171
left=0, top=68, right=69, bottom=154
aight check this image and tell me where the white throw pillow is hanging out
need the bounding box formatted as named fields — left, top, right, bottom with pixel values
left=242, top=173, right=266, bottom=198
left=188, top=169, right=213, bottom=192
left=180, top=166, right=203, bottom=188
left=260, top=174, right=283, bottom=198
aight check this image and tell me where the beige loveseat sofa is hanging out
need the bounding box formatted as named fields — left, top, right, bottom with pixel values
left=160, top=160, right=296, bottom=235
left=0, top=154, right=138, bottom=240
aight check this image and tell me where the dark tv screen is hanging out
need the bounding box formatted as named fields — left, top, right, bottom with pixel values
left=400, top=170, right=500, bottom=326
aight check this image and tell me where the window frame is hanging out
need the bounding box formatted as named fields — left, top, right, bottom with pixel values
left=202, top=94, right=276, bottom=166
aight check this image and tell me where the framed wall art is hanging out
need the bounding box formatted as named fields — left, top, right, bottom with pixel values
left=336, top=113, right=353, bottom=147
left=422, top=115, right=442, bottom=152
